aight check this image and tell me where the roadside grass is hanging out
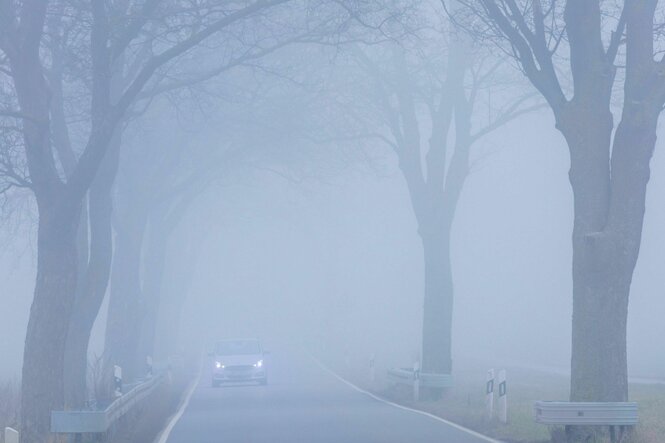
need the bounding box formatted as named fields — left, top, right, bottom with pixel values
left=0, top=379, right=20, bottom=442
left=0, top=356, right=196, bottom=443
left=378, top=367, right=562, bottom=443
left=330, top=356, right=665, bottom=443
left=625, top=383, right=665, bottom=443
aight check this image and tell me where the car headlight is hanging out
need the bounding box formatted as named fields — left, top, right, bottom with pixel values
left=254, top=359, right=263, bottom=368
left=215, top=362, right=224, bottom=369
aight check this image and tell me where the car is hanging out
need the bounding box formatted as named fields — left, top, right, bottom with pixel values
left=210, top=338, right=268, bottom=387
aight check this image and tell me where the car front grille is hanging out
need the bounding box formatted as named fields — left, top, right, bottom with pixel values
left=225, top=365, right=254, bottom=371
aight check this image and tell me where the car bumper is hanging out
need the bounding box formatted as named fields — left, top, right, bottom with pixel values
left=212, top=367, right=266, bottom=382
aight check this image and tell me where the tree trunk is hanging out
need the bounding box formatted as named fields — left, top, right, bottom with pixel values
left=558, top=98, right=657, bottom=440
left=64, top=129, right=120, bottom=408
left=21, top=203, right=81, bottom=443
left=8, top=13, right=82, bottom=440
left=104, top=209, right=148, bottom=382
left=419, top=217, right=454, bottom=377
left=63, top=189, right=113, bottom=408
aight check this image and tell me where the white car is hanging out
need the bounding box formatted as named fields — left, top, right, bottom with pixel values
left=210, top=338, right=268, bottom=387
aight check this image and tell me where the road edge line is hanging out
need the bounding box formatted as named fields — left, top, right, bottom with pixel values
left=154, top=367, right=202, bottom=443
left=312, top=357, right=503, bottom=443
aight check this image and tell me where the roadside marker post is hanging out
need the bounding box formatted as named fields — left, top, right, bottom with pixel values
left=498, top=369, right=507, bottom=424
left=486, top=369, right=495, bottom=420
left=413, top=361, right=420, bottom=402
left=114, top=365, right=123, bottom=398
left=5, top=427, right=18, bottom=443
left=146, top=356, right=154, bottom=377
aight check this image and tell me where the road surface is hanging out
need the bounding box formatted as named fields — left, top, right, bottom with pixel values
left=161, top=350, right=496, bottom=443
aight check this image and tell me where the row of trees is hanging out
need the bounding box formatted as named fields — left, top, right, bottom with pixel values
left=2, top=1, right=665, bottom=442
left=0, top=1, right=381, bottom=441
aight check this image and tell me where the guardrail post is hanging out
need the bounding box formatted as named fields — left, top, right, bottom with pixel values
left=114, top=365, right=123, bottom=398
left=413, top=361, right=420, bottom=402
left=5, top=427, right=18, bottom=443
left=146, top=356, right=153, bottom=377
left=486, top=369, right=495, bottom=420
left=498, top=369, right=507, bottom=424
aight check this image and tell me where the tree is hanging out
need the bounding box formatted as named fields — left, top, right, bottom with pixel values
left=0, top=1, right=300, bottom=440
left=337, top=3, right=536, bottom=391
left=457, top=0, right=665, bottom=439
left=57, top=0, right=322, bottom=405
left=101, top=1, right=394, bottom=383
left=104, top=126, right=234, bottom=381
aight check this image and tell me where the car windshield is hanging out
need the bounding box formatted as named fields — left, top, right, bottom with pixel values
left=214, top=339, right=261, bottom=356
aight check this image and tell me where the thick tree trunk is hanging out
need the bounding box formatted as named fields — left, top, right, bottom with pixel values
left=21, top=204, right=81, bottom=443
left=104, top=209, right=148, bottom=382
left=419, top=220, right=454, bottom=377
left=8, top=14, right=82, bottom=440
left=63, top=130, right=120, bottom=408
left=559, top=100, right=657, bottom=440
left=559, top=104, right=614, bottom=403
left=63, top=193, right=112, bottom=408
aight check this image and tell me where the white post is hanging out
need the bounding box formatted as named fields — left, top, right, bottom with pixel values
left=498, top=369, right=507, bottom=424
left=486, top=368, right=495, bottom=420
left=5, top=427, right=19, bottom=443
left=369, top=354, right=376, bottom=384
left=413, top=361, right=420, bottom=402
left=114, top=365, right=123, bottom=398
left=146, top=355, right=154, bottom=377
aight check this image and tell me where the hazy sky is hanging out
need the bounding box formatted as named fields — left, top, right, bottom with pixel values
left=2, top=104, right=665, bottom=380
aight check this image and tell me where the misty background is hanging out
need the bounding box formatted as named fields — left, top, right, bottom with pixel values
left=3, top=103, right=664, bottom=380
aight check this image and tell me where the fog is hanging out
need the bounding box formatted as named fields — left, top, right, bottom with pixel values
left=2, top=1, right=665, bottom=442
left=4, top=108, right=665, bottom=378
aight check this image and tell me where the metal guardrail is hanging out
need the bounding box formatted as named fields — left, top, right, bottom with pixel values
left=4, top=427, right=19, bottom=443
left=51, top=372, right=167, bottom=434
left=386, top=368, right=454, bottom=388
left=534, top=401, right=638, bottom=426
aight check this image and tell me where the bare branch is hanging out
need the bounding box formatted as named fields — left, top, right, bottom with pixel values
left=477, top=0, right=566, bottom=111
left=110, top=0, right=162, bottom=60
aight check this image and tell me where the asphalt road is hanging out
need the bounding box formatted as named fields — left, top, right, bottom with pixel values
left=161, top=350, right=496, bottom=443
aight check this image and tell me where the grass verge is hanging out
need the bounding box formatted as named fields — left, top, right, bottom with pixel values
left=333, top=360, right=665, bottom=443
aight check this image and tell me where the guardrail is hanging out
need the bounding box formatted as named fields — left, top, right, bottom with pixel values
left=386, top=367, right=454, bottom=389
left=51, top=372, right=168, bottom=434
left=534, top=401, right=638, bottom=426
left=4, top=427, right=19, bottom=443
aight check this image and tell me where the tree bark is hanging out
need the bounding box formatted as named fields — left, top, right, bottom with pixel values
left=419, top=217, right=454, bottom=376
left=6, top=5, right=83, bottom=440
left=63, top=128, right=121, bottom=408
left=21, top=205, right=81, bottom=443
left=557, top=96, right=657, bottom=441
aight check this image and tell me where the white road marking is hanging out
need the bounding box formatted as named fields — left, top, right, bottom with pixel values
left=154, top=368, right=202, bottom=443
left=312, top=358, right=503, bottom=443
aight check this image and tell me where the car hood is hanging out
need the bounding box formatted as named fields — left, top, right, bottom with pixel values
left=214, top=354, right=263, bottom=366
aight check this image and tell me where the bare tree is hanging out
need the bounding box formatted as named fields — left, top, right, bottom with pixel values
left=102, top=2, right=395, bottom=384
left=456, top=0, right=665, bottom=440
left=0, top=0, right=304, bottom=439
left=337, top=5, right=537, bottom=394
